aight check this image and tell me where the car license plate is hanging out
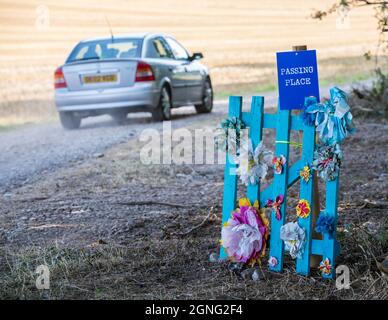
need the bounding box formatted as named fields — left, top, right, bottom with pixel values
left=83, top=74, right=117, bottom=84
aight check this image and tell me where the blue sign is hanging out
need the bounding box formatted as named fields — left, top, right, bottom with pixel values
left=276, top=50, right=320, bottom=110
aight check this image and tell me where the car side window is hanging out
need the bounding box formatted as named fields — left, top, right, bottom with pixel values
left=165, top=37, right=189, bottom=60
left=146, top=37, right=173, bottom=59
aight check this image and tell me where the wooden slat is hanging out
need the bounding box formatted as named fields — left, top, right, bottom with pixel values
left=246, top=97, right=264, bottom=204
left=219, top=96, right=243, bottom=260
left=268, top=104, right=291, bottom=272
left=311, top=239, right=324, bottom=255
left=263, top=114, right=304, bottom=131
left=322, top=177, right=340, bottom=279
left=296, top=124, right=316, bottom=275
left=263, top=114, right=277, bottom=128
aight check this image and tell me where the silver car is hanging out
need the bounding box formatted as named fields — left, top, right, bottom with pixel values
left=54, top=33, right=213, bottom=129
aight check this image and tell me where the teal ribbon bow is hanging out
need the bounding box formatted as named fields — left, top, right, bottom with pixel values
left=302, top=87, right=355, bottom=145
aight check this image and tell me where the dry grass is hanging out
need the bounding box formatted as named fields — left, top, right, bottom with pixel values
left=0, top=0, right=386, bottom=126
left=0, top=211, right=386, bottom=300
left=0, top=114, right=387, bottom=299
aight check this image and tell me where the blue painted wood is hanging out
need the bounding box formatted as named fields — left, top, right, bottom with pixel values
left=288, top=159, right=303, bottom=186
left=290, top=116, right=305, bottom=131
left=259, top=159, right=302, bottom=207
left=296, top=124, right=316, bottom=275
left=311, top=239, right=324, bottom=255
left=322, top=177, right=340, bottom=279
left=268, top=104, right=291, bottom=272
left=219, top=96, right=243, bottom=260
left=219, top=95, right=341, bottom=278
left=246, top=97, right=264, bottom=204
left=262, top=114, right=277, bottom=128
left=263, top=114, right=304, bottom=131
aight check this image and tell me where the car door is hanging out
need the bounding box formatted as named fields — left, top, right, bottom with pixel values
left=145, top=36, right=187, bottom=105
left=165, top=37, right=204, bottom=103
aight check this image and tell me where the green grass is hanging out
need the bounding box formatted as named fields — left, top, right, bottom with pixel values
left=319, top=71, right=374, bottom=87
left=213, top=55, right=388, bottom=99
left=0, top=55, right=386, bottom=130
left=0, top=123, right=24, bottom=132
left=214, top=83, right=276, bottom=99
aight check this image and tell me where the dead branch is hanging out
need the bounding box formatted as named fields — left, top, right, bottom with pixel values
left=174, top=210, right=215, bottom=236
left=116, top=200, right=198, bottom=208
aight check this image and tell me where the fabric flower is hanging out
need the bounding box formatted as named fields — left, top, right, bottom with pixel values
left=215, top=116, right=246, bottom=155
left=272, top=155, right=286, bottom=174
left=221, top=198, right=269, bottom=265
left=266, top=195, right=284, bottom=221
left=301, top=96, right=318, bottom=126
left=268, top=256, right=278, bottom=268
left=296, top=199, right=311, bottom=218
left=235, top=140, right=273, bottom=186
left=312, top=143, right=343, bottom=181
left=299, top=165, right=311, bottom=183
left=318, top=258, right=332, bottom=276
left=315, top=212, right=335, bottom=238
left=280, top=222, right=306, bottom=259
left=301, top=87, right=355, bottom=145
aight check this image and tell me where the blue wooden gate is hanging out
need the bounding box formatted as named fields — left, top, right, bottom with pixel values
left=219, top=96, right=340, bottom=279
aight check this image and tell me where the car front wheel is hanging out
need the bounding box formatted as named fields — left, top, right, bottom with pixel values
left=59, top=112, right=81, bottom=130
left=195, top=78, right=213, bottom=114
left=152, top=86, right=171, bottom=122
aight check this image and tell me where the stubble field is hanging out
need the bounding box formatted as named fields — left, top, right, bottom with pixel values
left=0, top=0, right=386, bottom=127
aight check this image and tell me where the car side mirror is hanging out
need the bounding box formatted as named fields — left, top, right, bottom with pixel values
left=189, top=52, right=203, bottom=61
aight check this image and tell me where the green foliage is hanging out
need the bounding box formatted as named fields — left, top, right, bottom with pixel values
left=313, top=1, right=388, bottom=117
left=312, top=1, right=387, bottom=58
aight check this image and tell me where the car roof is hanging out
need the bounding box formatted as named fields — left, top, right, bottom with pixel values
left=79, top=33, right=171, bottom=43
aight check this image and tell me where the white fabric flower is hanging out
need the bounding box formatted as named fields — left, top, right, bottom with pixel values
left=280, top=222, right=306, bottom=259
left=235, top=140, right=273, bottom=186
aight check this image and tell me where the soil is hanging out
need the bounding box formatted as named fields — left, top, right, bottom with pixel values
left=0, top=95, right=387, bottom=299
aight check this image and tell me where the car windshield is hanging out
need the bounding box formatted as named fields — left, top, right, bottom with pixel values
left=67, top=38, right=143, bottom=62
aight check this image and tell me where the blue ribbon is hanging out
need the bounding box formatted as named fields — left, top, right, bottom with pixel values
left=301, top=87, right=355, bottom=145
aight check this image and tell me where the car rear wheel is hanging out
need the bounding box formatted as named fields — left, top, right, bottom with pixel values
left=195, top=78, right=213, bottom=114
left=59, top=112, right=81, bottom=130
left=152, top=86, right=171, bottom=122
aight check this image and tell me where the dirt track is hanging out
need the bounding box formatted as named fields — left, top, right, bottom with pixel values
left=0, top=99, right=253, bottom=192
left=1, top=81, right=370, bottom=193
left=0, top=83, right=386, bottom=299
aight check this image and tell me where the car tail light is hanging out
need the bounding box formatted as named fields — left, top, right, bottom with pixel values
left=54, top=67, right=67, bottom=89
left=135, top=61, right=155, bottom=82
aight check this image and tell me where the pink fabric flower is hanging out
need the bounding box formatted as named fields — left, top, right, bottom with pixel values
left=221, top=199, right=269, bottom=265
left=272, top=155, right=286, bottom=174
left=266, top=195, right=284, bottom=220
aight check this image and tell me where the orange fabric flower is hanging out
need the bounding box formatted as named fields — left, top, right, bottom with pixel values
left=318, top=258, right=332, bottom=275
left=299, top=165, right=311, bottom=182
left=296, top=199, right=311, bottom=218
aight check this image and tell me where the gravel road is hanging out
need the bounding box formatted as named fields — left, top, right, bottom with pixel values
left=0, top=80, right=368, bottom=193
left=0, top=96, right=277, bottom=193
